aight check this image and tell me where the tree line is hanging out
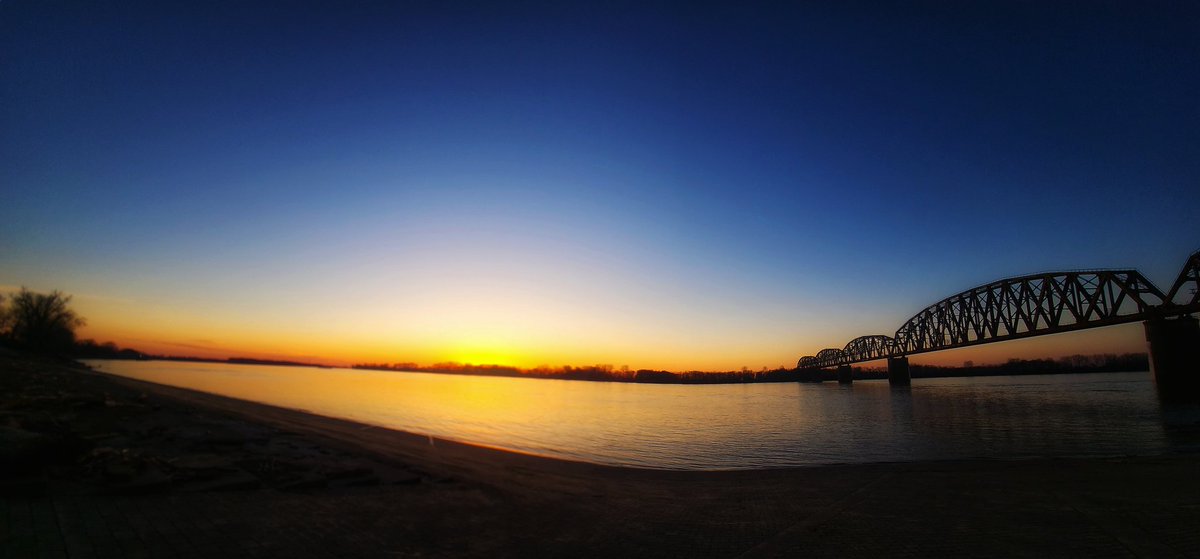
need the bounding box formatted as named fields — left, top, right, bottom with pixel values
left=351, top=353, right=1150, bottom=384
left=905, top=354, right=1149, bottom=378
left=350, top=361, right=809, bottom=384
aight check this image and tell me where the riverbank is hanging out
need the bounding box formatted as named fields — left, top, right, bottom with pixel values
left=2, top=349, right=1198, bottom=557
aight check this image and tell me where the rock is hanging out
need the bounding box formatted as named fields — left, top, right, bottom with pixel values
left=180, top=469, right=261, bottom=492
left=276, top=474, right=328, bottom=492
left=202, top=433, right=246, bottom=446
left=103, top=461, right=138, bottom=482
left=391, top=472, right=422, bottom=485
left=0, top=425, right=89, bottom=475
left=323, top=465, right=373, bottom=480
left=336, top=475, right=381, bottom=488
left=111, top=468, right=172, bottom=495
left=173, top=453, right=235, bottom=470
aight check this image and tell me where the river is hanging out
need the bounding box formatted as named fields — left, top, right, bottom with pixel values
left=84, top=360, right=1198, bottom=470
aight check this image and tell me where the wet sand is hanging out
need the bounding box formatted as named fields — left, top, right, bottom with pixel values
left=3, top=350, right=1199, bottom=557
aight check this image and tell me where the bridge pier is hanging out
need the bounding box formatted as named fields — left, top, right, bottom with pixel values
left=887, top=356, right=910, bottom=386
left=837, top=365, right=853, bottom=384
left=1144, top=316, right=1200, bottom=401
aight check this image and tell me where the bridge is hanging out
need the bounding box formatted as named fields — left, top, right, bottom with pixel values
left=797, top=250, right=1200, bottom=397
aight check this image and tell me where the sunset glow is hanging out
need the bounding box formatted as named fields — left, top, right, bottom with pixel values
left=2, top=2, right=1195, bottom=372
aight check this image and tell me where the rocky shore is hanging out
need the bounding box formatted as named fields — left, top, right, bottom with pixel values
left=1, top=349, right=422, bottom=498
left=2, top=348, right=1199, bottom=558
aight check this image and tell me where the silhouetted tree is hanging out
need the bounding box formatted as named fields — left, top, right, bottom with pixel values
left=6, top=288, right=85, bottom=354
left=0, top=294, right=9, bottom=336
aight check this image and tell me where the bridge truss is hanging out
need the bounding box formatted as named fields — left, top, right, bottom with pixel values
left=797, top=250, right=1200, bottom=368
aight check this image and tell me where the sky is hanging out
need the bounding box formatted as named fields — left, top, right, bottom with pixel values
left=2, top=1, right=1198, bottom=370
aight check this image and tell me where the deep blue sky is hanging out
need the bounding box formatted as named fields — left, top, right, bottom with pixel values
left=2, top=1, right=1198, bottom=367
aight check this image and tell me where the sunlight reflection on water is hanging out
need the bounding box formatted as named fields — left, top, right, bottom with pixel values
left=86, top=360, right=1194, bottom=470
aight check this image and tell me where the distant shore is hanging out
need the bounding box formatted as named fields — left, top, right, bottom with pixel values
left=348, top=356, right=1150, bottom=384
left=2, top=349, right=1197, bottom=557
left=75, top=349, right=1150, bottom=385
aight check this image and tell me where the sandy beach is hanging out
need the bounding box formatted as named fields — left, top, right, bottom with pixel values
left=3, top=350, right=1199, bottom=558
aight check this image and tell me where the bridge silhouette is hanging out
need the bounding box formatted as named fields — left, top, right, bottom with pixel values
left=797, top=250, right=1200, bottom=395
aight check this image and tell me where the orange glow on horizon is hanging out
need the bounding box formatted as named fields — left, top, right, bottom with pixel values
left=49, top=280, right=1154, bottom=373
left=74, top=319, right=1152, bottom=373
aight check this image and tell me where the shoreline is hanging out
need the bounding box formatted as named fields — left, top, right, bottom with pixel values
left=93, top=367, right=676, bottom=487
left=85, top=358, right=1173, bottom=473
left=92, top=366, right=1187, bottom=476
left=4, top=350, right=1199, bottom=557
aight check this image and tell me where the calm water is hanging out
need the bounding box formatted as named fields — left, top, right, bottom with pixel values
left=85, top=360, right=1199, bottom=470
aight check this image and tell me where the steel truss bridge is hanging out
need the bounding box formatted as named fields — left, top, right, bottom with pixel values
left=797, top=251, right=1200, bottom=370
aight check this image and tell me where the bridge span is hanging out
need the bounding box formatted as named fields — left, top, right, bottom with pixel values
left=797, top=250, right=1200, bottom=397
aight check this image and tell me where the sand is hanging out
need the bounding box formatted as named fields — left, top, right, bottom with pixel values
left=2, top=349, right=1198, bottom=557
